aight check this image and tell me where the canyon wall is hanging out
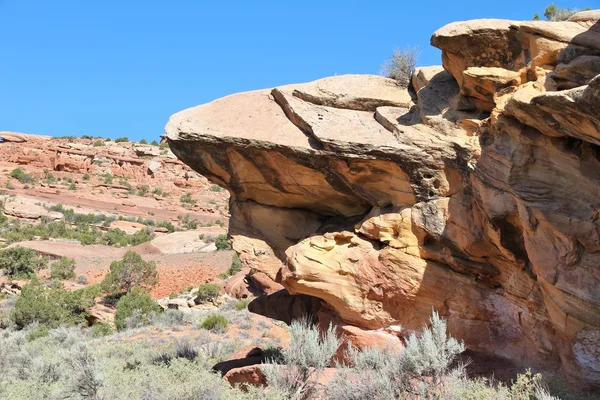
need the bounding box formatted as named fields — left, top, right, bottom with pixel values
left=166, top=11, right=600, bottom=386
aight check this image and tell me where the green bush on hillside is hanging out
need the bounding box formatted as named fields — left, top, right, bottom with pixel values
left=156, top=220, right=175, bottom=233
left=115, top=137, right=129, bottom=143
left=200, top=314, right=228, bottom=332
left=11, top=277, right=95, bottom=329
left=220, top=253, right=242, bottom=278
left=180, top=192, right=197, bottom=206
left=215, top=234, right=231, bottom=251
left=9, top=168, right=34, bottom=184
left=196, top=283, right=220, bottom=303
left=114, top=288, right=162, bottom=330
left=50, top=256, right=76, bottom=280
left=101, top=251, right=158, bottom=296
left=0, top=246, right=48, bottom=278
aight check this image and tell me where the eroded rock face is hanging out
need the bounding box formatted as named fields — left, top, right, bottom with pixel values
left=166, top=14, right=600, bottom=387
left=0, top=133, right=199, bottom=187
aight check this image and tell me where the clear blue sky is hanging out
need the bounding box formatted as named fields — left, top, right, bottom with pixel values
left=0, top=1, right=595, bottom=142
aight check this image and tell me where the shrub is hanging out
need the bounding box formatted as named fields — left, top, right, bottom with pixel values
left=544, top=4, right=573, bottom=21
left=101, top=251, right=158, bottom=296
left=136, top=184, right=149, bottom=197
left=103, top=173, right=114, bottom=184
left=402, top=310, right=465, bottom=378
left=264, top=317, right=340, bottom=399
left=50, top=257, right=76, bottom=280
left=115, top=137, right=129, bottom=143
left=150, top=140, right=159, bottom=146
left=104, top=228, right=129, bottom=247
left=180, top=192, right=197, bottom=205
left=196, top=283, right=220, bottom=304
left=26, top=324, right=50, bottom=342
left=220, top=253, right=242, bottom=278
left=215, top=234, right=231, bottom=251
left=381, top=46, right=420, bottom=88
left=104, top=228, right=153, bottom=247
left=139, top=138, right=148, bottom=144
left=156, top=220, right=175, bottom=233
left=210, top=184, right=223, bottom=192
left=9, top=167, right=34, bottom=184
left=82, top=173, right=90, bottom=181
left=64, top=344, right=104, bottom=398
left=68, top=183, right=77, bottom=190
left=325, top=311, right=465, bottom=399
left=91, top=322, right=113, bottom=337
left=114, top=288, right=162, bottom=330
left=152, top=309, right=185, bottom=327
left=234, top=299, right=249, bottom=311
left=93, top=140, right=104, bottom=147
left=0, top=246, right=48, bottom=278
left=43, top=169, right=56, bottom=183
left=180, top=214, right=199, bottom=229
left=175, top=338, right=198, bottom=361
left=200, top=314, right=228, bottom=332
left=11, top=277, right=95, bottom=329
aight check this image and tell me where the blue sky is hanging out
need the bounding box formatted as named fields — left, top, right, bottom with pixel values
left=0, top=1, right=596, bottom=142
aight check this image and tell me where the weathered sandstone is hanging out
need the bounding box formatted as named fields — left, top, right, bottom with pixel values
left=166, top=13, right=600, bottom=387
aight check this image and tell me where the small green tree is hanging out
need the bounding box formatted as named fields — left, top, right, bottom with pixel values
left=215, top=234, right=231, bottom=251
left=50, top=256, right=76, bottom=280
left=11, top=277, right=95, bottom=329
left=114, top=288, right=162, bottom=330
left=0, top=246, right=47, bottom=278
left=101, top=251, right=158, bottom=296
left=139, top=138, right=148, bottom=144
left=196, top=283, right=220, bottom=303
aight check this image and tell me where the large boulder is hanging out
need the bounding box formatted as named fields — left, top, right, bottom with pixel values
left=166, top=13, right=600, bottom=389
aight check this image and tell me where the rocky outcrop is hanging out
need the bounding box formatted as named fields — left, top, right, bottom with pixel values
left=166, top=13, right=600, bottom=387
left=0, top=133, right=203, bottom=188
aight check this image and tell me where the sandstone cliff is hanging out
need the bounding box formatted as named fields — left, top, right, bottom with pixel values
left=166, top=11, right=600, bottom=387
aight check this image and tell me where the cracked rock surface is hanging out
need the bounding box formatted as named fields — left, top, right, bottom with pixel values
left=167, top=11, right=600, bottom=388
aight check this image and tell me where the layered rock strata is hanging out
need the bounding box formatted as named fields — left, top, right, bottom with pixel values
left=166, top=11, right=600, bottom=387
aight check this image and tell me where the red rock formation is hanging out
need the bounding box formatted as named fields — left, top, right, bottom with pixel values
left=166, top=12, right=600, bottom=388
left=0, top=133, right=203, bottom=188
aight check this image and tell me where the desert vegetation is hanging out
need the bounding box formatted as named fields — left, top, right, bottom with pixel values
left=0, top=288, right=582, bottom=400
left=533, top=4, right=591, bottom=21
left=381, top=46, right=420, bottom=87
